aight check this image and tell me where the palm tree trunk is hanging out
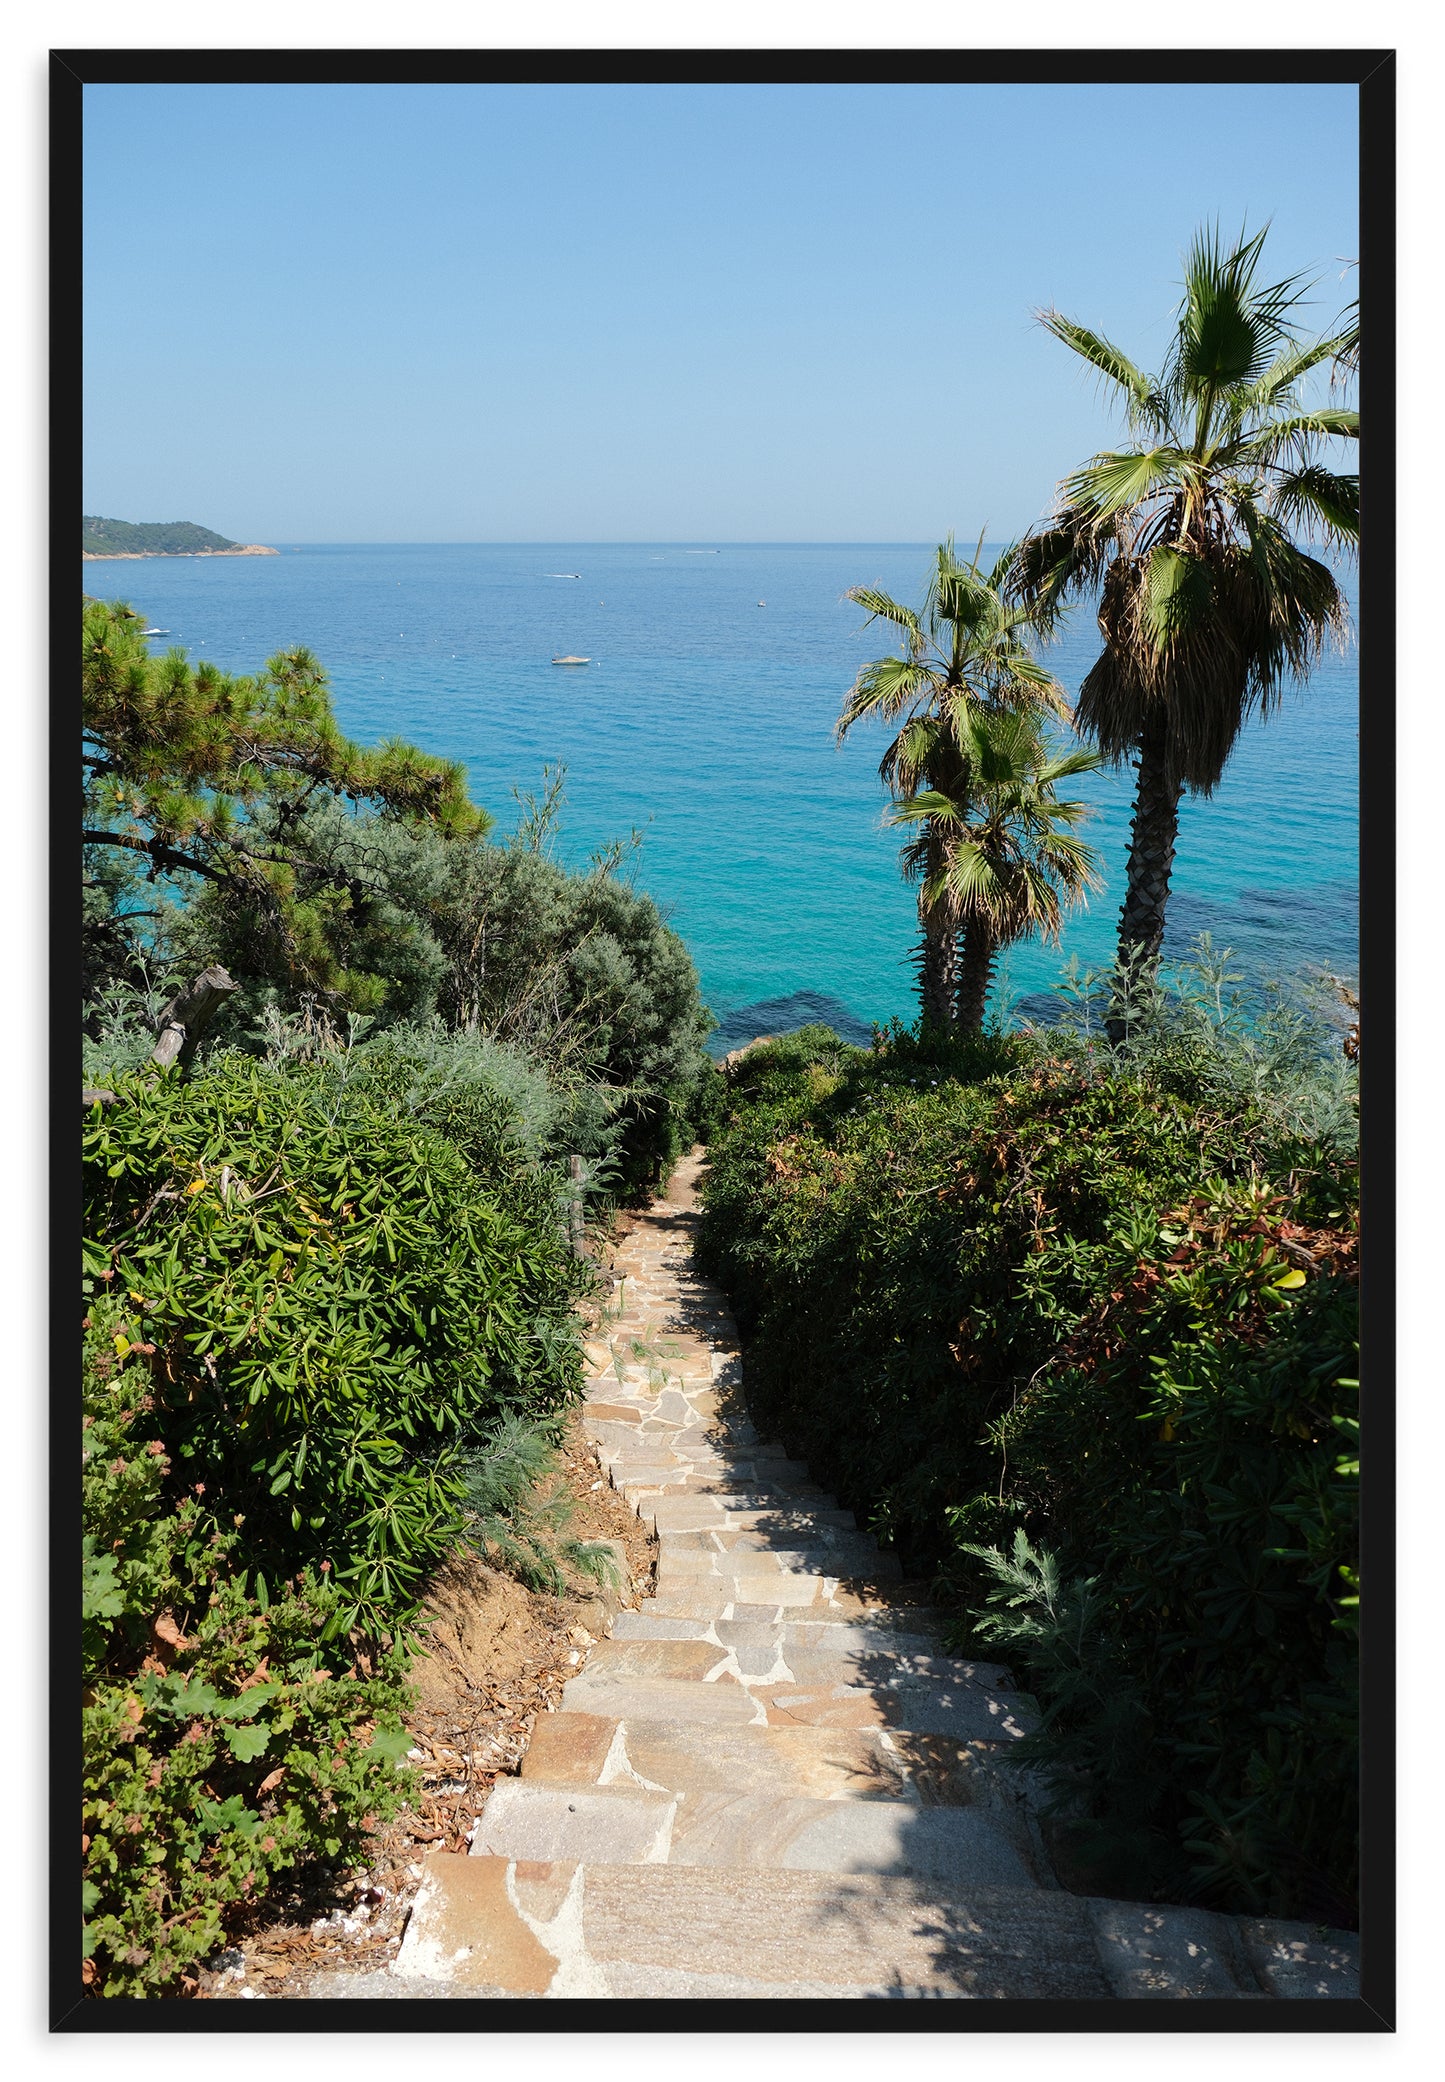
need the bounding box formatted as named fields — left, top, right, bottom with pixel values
left=915, top=904, right=957, bottom=1031
left=1108, top=715, right=1184, bottom=1042
left=955, top=918, right=996, bottom=1032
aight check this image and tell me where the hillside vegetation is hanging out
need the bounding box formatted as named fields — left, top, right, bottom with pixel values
left=83, top=516, right=241, bottom=554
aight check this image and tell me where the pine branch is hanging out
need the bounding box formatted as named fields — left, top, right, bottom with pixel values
left=81, top=830, right=228, bottom=884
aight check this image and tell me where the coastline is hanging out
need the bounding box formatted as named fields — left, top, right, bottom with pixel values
left=82, top=545, right=279, bottom=561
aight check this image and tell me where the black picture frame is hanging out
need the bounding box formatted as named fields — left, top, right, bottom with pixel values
left=53, top=45, right=1394, bottom=2034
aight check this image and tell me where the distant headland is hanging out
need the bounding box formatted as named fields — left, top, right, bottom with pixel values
left=82, top=516, right=278, bottom=559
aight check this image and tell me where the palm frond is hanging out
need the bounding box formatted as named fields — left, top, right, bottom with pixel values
left=845, top=586, right=922, bottom=638
left=1268, top=464, right=1360, bottom=548
left=1036, top=310, right=1160, bottom=423
left=1143, top=543, right=1216, bottom=648
left=1037, top=745, right=1103, bottom=785
left=888, top=788, right=964, bottom=829
left=1239, top=333, right=1351, bottom=414
left=1061, top=448, right=1185, bottom=523
left=1236, top=409, right=1359, bottom=476
left=1006, top=514, right=1122, bottom=629
left=837, top=654, right=929, bottom=738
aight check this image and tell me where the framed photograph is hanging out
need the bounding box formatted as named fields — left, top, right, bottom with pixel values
left=57, top=46, right=1392, bottom=2029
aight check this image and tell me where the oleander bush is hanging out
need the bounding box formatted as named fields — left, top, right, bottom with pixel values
left=80, top=1024, right=621, bottom=1995
left=697, top=982, right=1359, bottom=1922
left=84, top=1048, right=587, bottom=1634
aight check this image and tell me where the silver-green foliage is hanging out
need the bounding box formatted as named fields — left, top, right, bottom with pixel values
left=460, top=1411, right=622, bottom=1597
left=1044, top=935, right=1359, bottom=1152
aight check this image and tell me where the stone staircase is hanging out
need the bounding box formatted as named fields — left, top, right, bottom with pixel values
left=395, top=1150, right=1360, bottom=2001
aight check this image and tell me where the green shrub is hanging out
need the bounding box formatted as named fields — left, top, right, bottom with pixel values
left=697, top=997, right=1358, bottom=1921
left=82, top=1309, right=414, bottom=1997
left=84, top=1049, right=585, bottom=1635
left=429, top=839, right=719, bottom=1193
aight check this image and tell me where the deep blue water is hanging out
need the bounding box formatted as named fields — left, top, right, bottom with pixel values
left=85, top=543, right=1358, bottom=1047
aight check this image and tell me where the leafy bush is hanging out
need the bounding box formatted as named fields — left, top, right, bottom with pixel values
left=84, top=1048, right=585, bottom=1634
left=697, top=985, right=1358, bottom=1921
left=82, top=1309, right=414, bottom=1997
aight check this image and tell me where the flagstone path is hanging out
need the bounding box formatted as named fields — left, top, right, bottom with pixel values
left=396, top=1150, right=1361, bottom=2001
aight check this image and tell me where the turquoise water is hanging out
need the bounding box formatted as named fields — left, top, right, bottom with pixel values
left=85, top=543, right=1358, bottom=1047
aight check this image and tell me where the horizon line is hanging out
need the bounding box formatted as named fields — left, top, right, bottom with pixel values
left=90, top=538, right=1017, bottom=549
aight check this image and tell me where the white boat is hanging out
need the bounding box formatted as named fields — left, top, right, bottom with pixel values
left=545, top=572, right=582, bottom=578
left=552, top=655, right=591, bottom=666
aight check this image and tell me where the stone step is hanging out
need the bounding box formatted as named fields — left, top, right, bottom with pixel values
left=641, top=1499, right=857, bottom=1535
left=560, top=1671, right=1035, bottom=1741
left=519, top=1709, right=931, bottom=1801
left=394, top=1855, right=1286, bottom=1998
left=586, top=1386, right=730, bottom=1420
left=628, top=1480, right=841, bottom=1511
left=605, top=1447, right=804, bottom=1479
left=603, top=1615, right=1012, bottom=1689
left=609, top=1612, right=943, bottom=1659
left=655, top=1532, right=900, bottom=1578
left=638, top=1585, right=942, bottom=1625
left=644, top=1577, right=852, bottom=1616
left=754, top=1679, right=1036, bottom=1741
left=612, top=1461, right=815, bottom=1498
left=560, top=1674, right=764, bottom=1725
left=469, top=1779, right=1038, bottom=1887
left=578, top=1638, right=734, bottom=1684
left=642, top=1578, right=916, bottom=1620
left=596, top=1333, right=721, bottom=1360
left=757, top=1644, right=1012, bottom=1692
left=603, top=1311, right=728, bottom=1336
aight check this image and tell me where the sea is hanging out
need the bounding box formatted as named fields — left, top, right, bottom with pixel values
left=84, top=543, right=1359, bottom=1053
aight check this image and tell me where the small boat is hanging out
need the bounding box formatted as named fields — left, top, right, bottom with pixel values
left=142, top=627, right=171, bottom=637
left=546, top=572, right=582, bottom=579
left=552, top=655, right=591, bottom=666
left=757, top=601, right=765, bottom=607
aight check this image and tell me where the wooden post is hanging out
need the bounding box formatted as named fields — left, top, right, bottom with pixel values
left=150, top=965, right=239, bottom=1070
left=567, top=1153, right=585, bottom=1256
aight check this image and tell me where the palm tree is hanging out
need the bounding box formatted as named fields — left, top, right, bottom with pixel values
left=1011, top=226, right=1358, bottom=1014
left=890, top=710, right=1102, bottom=1030
left=839, top=539, right=1068, bottom=1028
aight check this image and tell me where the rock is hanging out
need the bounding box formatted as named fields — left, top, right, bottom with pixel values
left=1086, top=1901, right=1257, bottom=1998
left=1237, top=1918, right=1361, bottom=1997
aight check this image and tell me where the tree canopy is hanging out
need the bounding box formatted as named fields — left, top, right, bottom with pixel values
left=82, top=597, right=490, bottom=1010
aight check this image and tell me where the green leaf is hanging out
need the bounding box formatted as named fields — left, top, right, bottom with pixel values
left=82, top=1541, right=125, bottom=1623
left=223, top=1722, right=272, bottom=1763
left=215, top=1682, right=283, bottom=1721
left=365, top=1724, right=414, bottom=1767
left=196, top=1794, right=261, bottom=1838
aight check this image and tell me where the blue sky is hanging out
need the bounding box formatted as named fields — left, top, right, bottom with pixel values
left=83, top=81, right=1359, bottom=542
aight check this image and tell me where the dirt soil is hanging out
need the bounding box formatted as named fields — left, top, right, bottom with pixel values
left=200, top=1216, right=655, bottom=2001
